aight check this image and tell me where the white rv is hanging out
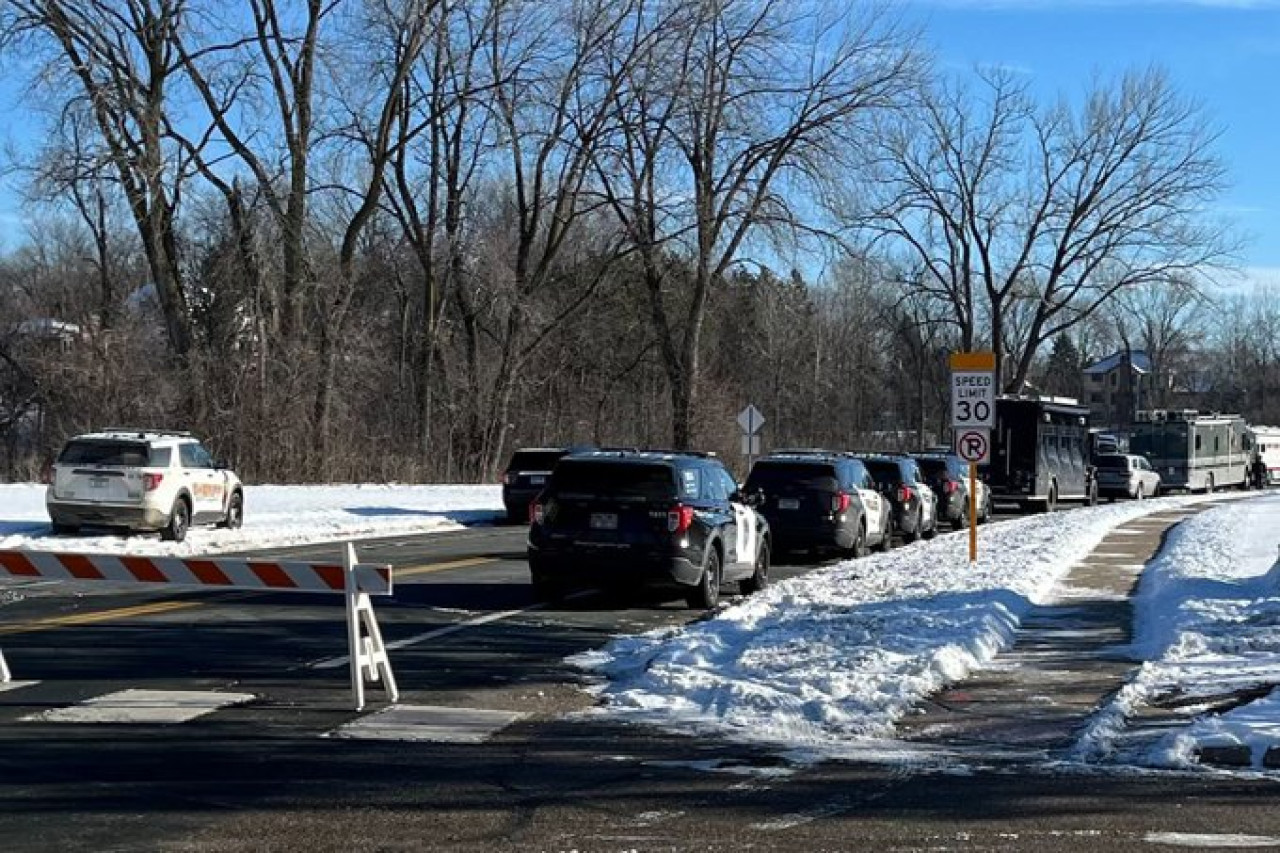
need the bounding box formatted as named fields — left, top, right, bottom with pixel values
left=1253, top=426, right=1280, bottom=486
left=1129, top=410, right=1251, bottom=493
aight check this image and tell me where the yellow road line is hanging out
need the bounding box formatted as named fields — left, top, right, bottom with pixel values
left=0, top=599, right=204, bottom=636
left=395, top=557, right=498, bottom=578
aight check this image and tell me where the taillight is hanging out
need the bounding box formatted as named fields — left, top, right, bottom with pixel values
left=945, top=481, right=958, bottom=494
left=529, top=501, right=544, bottom=525
left=667, top=503, right=695, bottom=535
left=831, top=491, right=851, bottom=513
left=897, top=484, right=914, bottom=503
left=143, top=473, right=164, bottom=492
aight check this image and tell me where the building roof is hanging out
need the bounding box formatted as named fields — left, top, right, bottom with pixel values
left=1083, top=350, right=1152, bottom=375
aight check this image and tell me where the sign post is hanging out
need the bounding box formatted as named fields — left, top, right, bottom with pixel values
left=737, top=404, right=765, bottom=471
left=950, top=352, right=996, bottom=564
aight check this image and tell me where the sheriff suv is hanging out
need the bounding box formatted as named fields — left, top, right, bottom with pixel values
left=45, top=429, right=244, bottom=543
left=744, top=451, right=891, bottom=558
left=501, top=447, right=576, bottom=523
left=911, top=452, right=992, bottom=530
left=526, top=450, right=770, bottom=609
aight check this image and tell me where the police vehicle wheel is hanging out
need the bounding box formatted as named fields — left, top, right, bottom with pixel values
left=849, top=522, right=869, bottom=559
left=739, top=543, right=769, bottom=595
left=687, top=548, right=722, bottom=610
left=160, top=498, right=190, bottom=543
left=530, top=572, right=563, bottom=603
left=218, top=491, right=244, bottom=529
left=902, top=511, right=921, bottom=543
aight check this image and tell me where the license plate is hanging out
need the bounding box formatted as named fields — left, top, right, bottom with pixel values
left=529, top=475, right=546, bottom=485
left=778, top=498, right=800, bottom=510
left=590, top=512, right=618, bottom=530
left=89, top=476, right=109, bottom=489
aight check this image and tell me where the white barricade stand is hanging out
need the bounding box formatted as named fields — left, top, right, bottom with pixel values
left=344, top=543, right=398, bottom=711
left=0, top=544, right=396, bottom=710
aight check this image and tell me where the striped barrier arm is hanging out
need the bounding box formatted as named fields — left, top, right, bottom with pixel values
left=0, top=550, right=392, bottom=595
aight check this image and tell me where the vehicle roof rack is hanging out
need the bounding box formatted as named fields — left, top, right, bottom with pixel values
left=770, top=447, right=838, bottom=456
left=99, top=427, right=194, bottom=438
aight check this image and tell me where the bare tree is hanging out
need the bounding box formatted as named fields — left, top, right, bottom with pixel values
left=2, top=0, right=194, bottom=361
left=598, top=0, right=919, bottom=447
left=866, top=66, right=1236, bottom=392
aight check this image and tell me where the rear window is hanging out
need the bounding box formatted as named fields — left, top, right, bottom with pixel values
left=506, top=450, right=567, bottom=472
left=914, top=458, right=949, bottom=479
left=1095, top=454, right=1130, bottom=471
left=745, top=462, right=838, bottom=492
left=863, top=460, right=904, bottom=485
left=550, top=460, right=676, bottom=501
left=57, top=440, right=166, bottom=467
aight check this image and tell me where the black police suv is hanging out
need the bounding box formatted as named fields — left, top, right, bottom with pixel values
left=501, top=447, right=576, bottom=523
left=856, top=454, right=938, bottom=544
left=744, top=452, right=889, bottom=558
left=911, top=452, right=991, bottom=530
left=526, top=451, right=771, bottom=608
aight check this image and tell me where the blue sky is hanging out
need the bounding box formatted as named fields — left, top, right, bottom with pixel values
left=899, top=0, right=1280, bottom=283
left=0, top=1, right=1277, bottom=283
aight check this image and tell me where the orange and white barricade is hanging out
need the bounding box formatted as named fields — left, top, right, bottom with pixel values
left=0, top=543, right=397, bottom=710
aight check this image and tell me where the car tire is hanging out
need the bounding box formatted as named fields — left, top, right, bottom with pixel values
left=218, top=491, right=244, bottom=529
left=1135, top=483, right=1145, bottom=501
left=951, top=507, right=967, bottom=532
left=160, top=498, right=190, bottom=543
left=739, top=542, right=770, bottom=595
left=687, top=547, right=722, bottom=610
left=902, top=511, right=920, bottom=544
left=1205, top=474, right=1215, bottom=494
left=877, top=517, right=895, bottom=552
left=51, top=522, right=79, bottom=536
left=980, top=494, right=992, bottom=524
left=1044, top=485, right=1058, bottom=513
left=849, top=522, right=869, bottom=559
left=530, top=572, right=563, bottom=604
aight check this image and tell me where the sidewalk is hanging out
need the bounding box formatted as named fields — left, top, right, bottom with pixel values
left=895, top=506, right=1201, bottom=761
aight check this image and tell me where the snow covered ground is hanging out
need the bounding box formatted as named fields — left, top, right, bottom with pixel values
left=0, top=483, right=504, bottom=555
left=5, top=481, right=1280, bottom=776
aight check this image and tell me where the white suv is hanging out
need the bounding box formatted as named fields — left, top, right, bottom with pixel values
left=45, top=429, right=244, bottom=542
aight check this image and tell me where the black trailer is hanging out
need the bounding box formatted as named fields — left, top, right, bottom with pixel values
left=983, top=396, right=1097, bottom=512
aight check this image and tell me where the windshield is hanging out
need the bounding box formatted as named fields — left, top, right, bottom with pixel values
left=1094, top=454, right=1130, bottom=470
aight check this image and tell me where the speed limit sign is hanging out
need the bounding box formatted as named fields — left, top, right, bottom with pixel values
left=950, top=352, right=996, bottom=430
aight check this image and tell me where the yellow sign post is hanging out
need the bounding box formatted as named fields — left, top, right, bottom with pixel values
left=950, top=352, right=996, bottom=564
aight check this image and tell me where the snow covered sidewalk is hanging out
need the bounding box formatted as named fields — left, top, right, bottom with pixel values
left=1077, top=492, right=1280, bottom=771
left=572, top=491, right=1272, bottom=772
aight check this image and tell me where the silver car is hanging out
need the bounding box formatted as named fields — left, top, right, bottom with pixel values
left=1095, top=453, right=1162, bottom=501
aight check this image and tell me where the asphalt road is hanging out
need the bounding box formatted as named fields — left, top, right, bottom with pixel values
left=1, top=509, right=1279, bottom=851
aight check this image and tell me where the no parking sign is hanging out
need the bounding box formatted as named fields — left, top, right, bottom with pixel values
left=955, top=429, right=990, bottom=465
